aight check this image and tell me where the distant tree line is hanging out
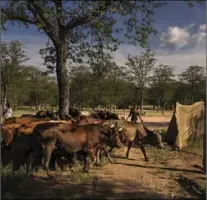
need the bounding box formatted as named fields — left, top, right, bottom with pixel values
left=1, top=41, right=206, bottom=114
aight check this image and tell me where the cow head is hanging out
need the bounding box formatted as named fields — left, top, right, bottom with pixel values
left=108, top=123, right=125, bottom=149
left=142, top=128, right=164, bottom=149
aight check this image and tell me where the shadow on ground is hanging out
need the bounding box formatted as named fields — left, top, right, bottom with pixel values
left=1, top=173, right=168, bottom=200
left=113, top=162, right=204, bottom=175
left=176, top=175, right=206, bottom=199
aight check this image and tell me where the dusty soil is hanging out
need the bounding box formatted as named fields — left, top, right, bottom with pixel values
left=2, top=116, right=205, bottom=199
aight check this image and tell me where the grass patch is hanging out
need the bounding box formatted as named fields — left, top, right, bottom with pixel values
left=182, top=137, right=203, bottom=156
left=70, top=158, right=91, bottom=183
left=146, top=145, right=172, bottom=165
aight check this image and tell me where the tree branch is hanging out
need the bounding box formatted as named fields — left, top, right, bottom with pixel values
left=2, top=9, right=38, bottom=25
left=65, top=1, right=113, bottom=32
left=51, top=0, right=64, bottom=28
left=27, top=0, right=58, bottom=40
left=26, top=1, right=59, bottom=48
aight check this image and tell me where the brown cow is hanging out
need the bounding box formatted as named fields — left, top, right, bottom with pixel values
left=27, top=122, right=123, bottom=176
left=2, top=120, right=72, bottom=173
left=102, top=120, right=163, bottom=162
left=1, top=118, right=52, bottom=147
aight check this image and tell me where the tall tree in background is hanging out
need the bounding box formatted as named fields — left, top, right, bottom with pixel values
left=125, top=49, right=156, bottom=111
left=1, top=40, right=29, bottom=108
left=2, top=0, right=165, bottom=118
left=179, top=66, right=206, bottom=102
left=149, top=64, right=175, bottom=115
left=104, top=61, right=126, bottom=112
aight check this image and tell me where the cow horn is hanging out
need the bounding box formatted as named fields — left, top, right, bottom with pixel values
left=118, top=126, right=125, bottom=132
left=110, top=124, right=115, bottom=128
left=103, top=121, right=109, bottom=126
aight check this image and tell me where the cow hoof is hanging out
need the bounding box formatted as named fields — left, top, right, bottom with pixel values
left=145, top=159, right=149, bottom=162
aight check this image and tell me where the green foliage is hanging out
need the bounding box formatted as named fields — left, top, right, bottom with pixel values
left=179, top=66, right=206, bottom=102
left=1, top=40, right=29, bottom=108
left=1, top=0, right=165, bottom=75
left=148, top=64, right=175, bottom=109
left=1, top=41, right=58, bottom=109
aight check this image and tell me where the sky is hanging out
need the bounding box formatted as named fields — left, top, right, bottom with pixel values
left=2, top=1, right=206, bottom=75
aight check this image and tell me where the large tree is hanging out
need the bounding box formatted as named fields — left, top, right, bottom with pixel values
left=2, top=0, right=165, bottom=118
left=179, top=65, right=206, bottom=102
left=125, top=49, right=156, bottom=111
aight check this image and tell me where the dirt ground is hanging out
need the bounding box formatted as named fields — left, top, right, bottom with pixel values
left=2, top=115, right=205, bottom=199
left=3, top=146, right=205, bottom=199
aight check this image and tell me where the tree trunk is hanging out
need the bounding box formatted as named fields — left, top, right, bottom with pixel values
left=157, top=99, right=160, bottom=112
left=56, top=44, right=69, bottom=118
left=140, top=88, right=144, bottom=112
left=3, top=83, right=8, bottom=109
left=203, top=102, right=206, bottom=172
left=114, top=102, right=116, bottom=113
left=162, top=101, right=165, bottom=115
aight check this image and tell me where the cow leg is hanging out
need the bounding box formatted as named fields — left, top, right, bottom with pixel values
left=43, top=145, right=55, bottom=175
left=87, top=149, right=97, bottom=169
left=12, top=161, right=20, bottom=176
left=83, top=152, right=89, bottom=173
left=126, top=141, right=133, bottom=159
left=138, top=141, right=149, bottom=162
left=109, top=147, right=114, bottom=153
left=103, top=147, right=114, bottom=163
left=26, top=151, right=36, bottom=176
left=96, top=148, right=101, bottom=165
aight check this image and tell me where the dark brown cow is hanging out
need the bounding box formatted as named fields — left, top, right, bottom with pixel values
left=27, top=122, right=123, bottom=176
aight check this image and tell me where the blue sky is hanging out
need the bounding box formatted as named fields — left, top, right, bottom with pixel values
left=2, top=1, right=206, bottom=74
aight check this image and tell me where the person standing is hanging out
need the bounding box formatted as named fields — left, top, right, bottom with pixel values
left=126, top=105, right=140, bottom=123
left=2, top=102, right=13, bottom=119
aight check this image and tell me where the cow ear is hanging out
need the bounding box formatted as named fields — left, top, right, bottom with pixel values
left=118, top=125, right=125, bottom=132
left=110, top=124, right=115, bottom=128
left=103, top=121, right=109, bottom=126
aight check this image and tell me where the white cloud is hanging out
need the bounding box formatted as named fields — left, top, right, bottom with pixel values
left=199, top=24, right=206, bottom=32
left=160, top=24, right=206, bottom=49
left=160, top=26, right=190, bottom=49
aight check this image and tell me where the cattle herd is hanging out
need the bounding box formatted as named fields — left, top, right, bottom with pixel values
left=1, top=109, right=163, bottom=178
